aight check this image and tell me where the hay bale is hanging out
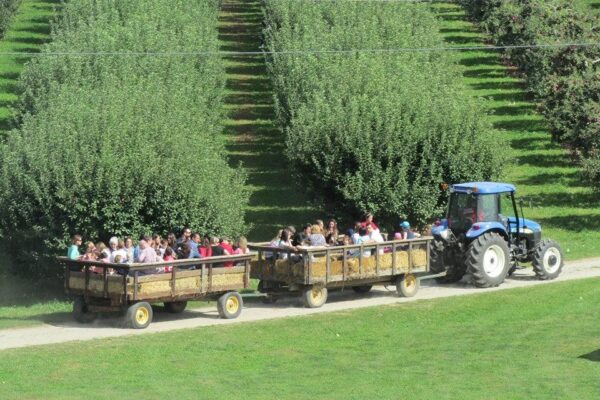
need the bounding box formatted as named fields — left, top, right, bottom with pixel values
left=362, top=256, right=377, bottom=276
left=380, top=253, right=393, bottom=269
left=411, top=249, right=427, bottom=267
left=212, top=272, right=244, bottom=288
left=274, top=259, right=291, bottom=277
left=69, top=275, right=123, bottom=295
left=311, top=259, right=327, bottom=278
left=397, top=251, right=409, bottom=268
left=330, top=260, right=344, bottom=276
left=347, top=258, right=360, bottom=277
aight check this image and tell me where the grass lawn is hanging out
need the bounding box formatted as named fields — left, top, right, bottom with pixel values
left=0, top=278, right=598, bottom=399
left=0, top=0, right=59, bottom=136
left=432, top=2, right=600, bottom=260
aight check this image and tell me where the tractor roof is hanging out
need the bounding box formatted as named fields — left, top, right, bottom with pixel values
left=451, top=182, right=516, bottom=194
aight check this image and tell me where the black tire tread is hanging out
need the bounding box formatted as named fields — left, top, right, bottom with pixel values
left=532, top=239, right=564, bottom=280
left=217, top=292, right=243, bottom=319
left=466, top=232, right=510, bottom=288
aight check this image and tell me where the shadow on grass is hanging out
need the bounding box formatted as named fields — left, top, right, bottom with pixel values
left=219, top=0, right=317, bottom=240
left=538, top=214, right=600, bottom=232
left=493, top=118, right=547, bottom=133
left=526, top=192, right=600, bottom=210
left=514, top=170, right=581, bottom=186
left=515, top=153, right=573, bottom=169
left=579, top=349, right=600, bottom=362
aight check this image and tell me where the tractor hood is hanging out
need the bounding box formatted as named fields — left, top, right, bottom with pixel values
left=507, top=217, right=541, bottom=233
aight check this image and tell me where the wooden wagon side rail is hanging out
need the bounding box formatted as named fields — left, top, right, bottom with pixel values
left=58, top=253, right=254, bottom=303
left=249, top=237, right=432, bottom=285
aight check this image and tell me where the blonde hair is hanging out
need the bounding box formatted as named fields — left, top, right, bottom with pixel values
left=311, top=224, right=322, bottom=234
left=238, top=236, right=248, bottom=249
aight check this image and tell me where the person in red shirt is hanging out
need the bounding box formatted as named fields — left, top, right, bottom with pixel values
left=219, top=238, right=234, bottom=267
left=360, top=212, right=379, bottom=232
left=199, top=237, right=212, bottom=258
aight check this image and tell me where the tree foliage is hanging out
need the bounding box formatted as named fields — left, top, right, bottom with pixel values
left=0, top=0, right=21, bottom=38
left=0, top=0, right=248, bottom=278
left=263, top=0, right=505, bottom=226
left=460, top=0, right=600, bottom=183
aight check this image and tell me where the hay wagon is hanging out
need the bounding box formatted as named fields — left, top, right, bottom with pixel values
left=249, top=237, right=439, bottom=308
left=59, top=254, right=253, bottom=329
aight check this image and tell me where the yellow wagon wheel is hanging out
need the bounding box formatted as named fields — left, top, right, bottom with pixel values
left=302, top=286, right=328, bottom=308
left=396, top=274, right=419, bottom=298
left=125, top=302, right=153, bottom=329
left=217, top=292, right=243, bottom=319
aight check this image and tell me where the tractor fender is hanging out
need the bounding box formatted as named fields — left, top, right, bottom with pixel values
left=466, top=222, right=509, bottom=241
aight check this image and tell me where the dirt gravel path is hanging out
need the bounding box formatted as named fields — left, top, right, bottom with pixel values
left=1, top=258, right=599, bottom=351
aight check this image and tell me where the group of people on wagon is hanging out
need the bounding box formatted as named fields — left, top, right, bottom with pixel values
left=67, top=229, right=250, bottom=274
left=267, top=213, right=421, bottom=257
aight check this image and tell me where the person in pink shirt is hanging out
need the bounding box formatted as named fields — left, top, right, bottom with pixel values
left=233, top=236, right=250, bottom=255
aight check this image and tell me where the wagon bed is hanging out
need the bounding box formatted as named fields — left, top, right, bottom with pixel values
left=59, top=254, right=253, bottom=328
left=249, top=237, right=436, bottom=307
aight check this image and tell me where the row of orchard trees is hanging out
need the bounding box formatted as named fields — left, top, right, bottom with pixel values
left=263, top=0, right=505, bottom=227
left=459, top=0, right=600, bottom=182
left=0, top=0, right=249, bottom=278
left=0, top=0, right=21, bottom=38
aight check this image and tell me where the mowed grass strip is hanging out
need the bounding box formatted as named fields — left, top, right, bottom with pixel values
left=0, top=279, right=599, bottom=399
left=0, top=0, right=58, bottom=135
left=432, top=2, right=600, bottom=260
left=219, top=0, right=319, bottom=241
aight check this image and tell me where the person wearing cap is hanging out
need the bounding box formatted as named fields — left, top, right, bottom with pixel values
left=398, top=221, right=420, bottom=240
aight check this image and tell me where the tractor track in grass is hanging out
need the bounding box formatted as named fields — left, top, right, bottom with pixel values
left=1, top=258, right=599, bottom=351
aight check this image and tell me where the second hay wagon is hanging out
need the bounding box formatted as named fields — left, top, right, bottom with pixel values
left=249, top=237, right=439, bottom=307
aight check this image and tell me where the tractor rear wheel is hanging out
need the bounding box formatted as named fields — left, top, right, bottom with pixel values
left=441, top=263, right=468, bottom=283
left=532, top=239, right=564, bottom=280
left=466, top=232, right=510, bottom=288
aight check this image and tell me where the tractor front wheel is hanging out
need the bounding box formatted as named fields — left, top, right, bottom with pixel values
left=532, top=239, right=564, bottom=280
left=466, top=232, right=510, bottom=288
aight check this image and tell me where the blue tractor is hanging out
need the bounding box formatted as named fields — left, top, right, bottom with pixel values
left=430, top=182, right=564, bottom=287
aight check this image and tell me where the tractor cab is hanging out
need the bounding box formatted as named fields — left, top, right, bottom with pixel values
left=432, top=182, right=541, bottom=250
left=430, top=182, right=563, bottom=288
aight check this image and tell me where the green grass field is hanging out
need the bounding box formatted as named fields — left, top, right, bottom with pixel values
left=431, top=2, right=600, bottom=260
left=0, top=278, right=598, bottom=399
